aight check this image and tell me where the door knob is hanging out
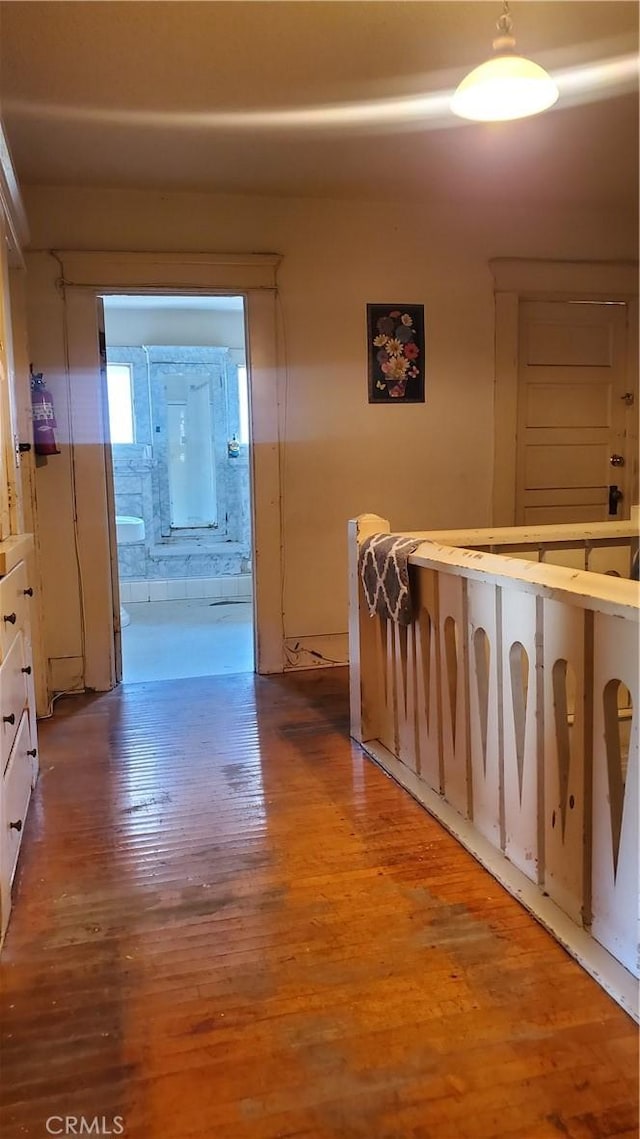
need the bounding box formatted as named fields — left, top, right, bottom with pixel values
left=610, top=454, right=625, bottom=467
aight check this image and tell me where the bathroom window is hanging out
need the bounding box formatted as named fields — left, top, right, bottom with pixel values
left=237, top=364, right=249, bottom=445
left=106, top=363, right=135, bottom=444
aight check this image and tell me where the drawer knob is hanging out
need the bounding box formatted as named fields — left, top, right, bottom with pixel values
left=27, top=748, right=37, bottom=758
left=21, top=666, right=32, bottom=675
left=3, top=612, right=16, bottom=624
left=3, top=713, right=15, bottom=725
left=23, top=588, right=33, bottom=597
left=9, top=819, right=23, bottom=833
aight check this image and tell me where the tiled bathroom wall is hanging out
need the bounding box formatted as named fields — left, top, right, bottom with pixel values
left=120, top=575, right=253, bottom=603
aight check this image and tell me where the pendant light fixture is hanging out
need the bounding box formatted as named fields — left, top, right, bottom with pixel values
left=451, top=1, right=559, bottom=122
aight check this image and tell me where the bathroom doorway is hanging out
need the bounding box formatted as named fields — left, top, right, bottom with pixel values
left=102, top=295, right=254, bottom=682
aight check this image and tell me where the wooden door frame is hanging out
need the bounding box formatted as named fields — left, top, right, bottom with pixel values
left=55, top=250, right=284, bottom=689
left=491, top=259, right=639, bottom=526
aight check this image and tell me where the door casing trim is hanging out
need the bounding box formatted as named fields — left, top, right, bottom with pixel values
left=49, top=250, right=284, bottom=690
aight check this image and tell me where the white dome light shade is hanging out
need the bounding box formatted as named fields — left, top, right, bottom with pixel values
left=451, top=54, right=559, bottom=121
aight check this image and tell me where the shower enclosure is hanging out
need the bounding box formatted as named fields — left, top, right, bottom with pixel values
left=108, top=345, right=252, bottom=596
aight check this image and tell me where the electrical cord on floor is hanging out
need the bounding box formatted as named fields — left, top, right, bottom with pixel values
left=306, top=649, right=348, bottom=666
left=40, top=687, right=87, bottom=720
left=284, top=641, right=348, bottom=668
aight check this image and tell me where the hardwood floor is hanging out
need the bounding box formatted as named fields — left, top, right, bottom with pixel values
left=0, top=669, right=637, bottom=1139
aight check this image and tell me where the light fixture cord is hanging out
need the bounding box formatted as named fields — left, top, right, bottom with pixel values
left=493, top=0, right=515, bottom=52
left=496, top=1, right=513, bottom=37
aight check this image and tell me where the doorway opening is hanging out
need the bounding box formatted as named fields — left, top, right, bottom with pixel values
left=102, top=294, right=254, bottom=682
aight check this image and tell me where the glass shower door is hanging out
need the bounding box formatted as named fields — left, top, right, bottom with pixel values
left=166, top=377, right=217, bottom=528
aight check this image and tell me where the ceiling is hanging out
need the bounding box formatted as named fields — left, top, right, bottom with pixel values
left=1, top=1, right=638, bottom=206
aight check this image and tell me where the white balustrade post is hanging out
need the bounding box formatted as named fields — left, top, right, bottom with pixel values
left=467, top=579, right=501, bottom=846
left=591, top=611, right=639, bottom=976
left=348, top=514, right=390, bottom=743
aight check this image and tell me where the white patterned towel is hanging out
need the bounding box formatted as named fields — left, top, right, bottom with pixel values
left=359, top=534, right=419, bottom=625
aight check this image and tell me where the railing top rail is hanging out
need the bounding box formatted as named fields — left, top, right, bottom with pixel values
left=409, top=541, right=640, bottom=620
left=391, top=521, right=639, bottom=549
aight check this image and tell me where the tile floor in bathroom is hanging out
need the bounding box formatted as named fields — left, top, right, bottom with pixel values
left=121, top=598, right=254, bottom=683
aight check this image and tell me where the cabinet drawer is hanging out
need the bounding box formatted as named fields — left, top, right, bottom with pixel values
left=0, top=633, right=29, bottom=775
left=0, top=561, right=30, bottom=661
left=1, top=713, right=33, bottom=906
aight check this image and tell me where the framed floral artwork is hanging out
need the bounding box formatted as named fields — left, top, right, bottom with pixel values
left=367, top=303, right=425, bottom=403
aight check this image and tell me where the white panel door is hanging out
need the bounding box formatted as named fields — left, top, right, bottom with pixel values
left=516, top=300, right=635, bottom=524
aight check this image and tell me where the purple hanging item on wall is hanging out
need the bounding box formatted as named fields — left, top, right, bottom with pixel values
left=30, top=371, right=61, bottom=455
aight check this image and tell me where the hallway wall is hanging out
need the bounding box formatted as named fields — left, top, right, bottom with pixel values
left=22, top=186, right=638, bottom=683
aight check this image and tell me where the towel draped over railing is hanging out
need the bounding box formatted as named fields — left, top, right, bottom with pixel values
left=359, top=533, right=419, bottom=625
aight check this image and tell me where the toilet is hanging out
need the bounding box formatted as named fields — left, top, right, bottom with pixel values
left=115, top=515, right=145, bottom=628
left=116, top=515, right=146, bottom=544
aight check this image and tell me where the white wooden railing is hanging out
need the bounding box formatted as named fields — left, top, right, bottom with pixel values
left=349, top=515, right=639, bottom=1018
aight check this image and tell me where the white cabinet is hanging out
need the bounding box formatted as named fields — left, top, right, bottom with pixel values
left=0, top=540, right=38, bottom=945
left=0, top=549, right=38, bottom=942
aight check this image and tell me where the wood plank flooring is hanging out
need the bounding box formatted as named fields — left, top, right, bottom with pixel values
left=0, top=669, right=637, bottom=1139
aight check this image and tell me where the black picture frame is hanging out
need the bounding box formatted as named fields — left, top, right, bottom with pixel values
left=367, top=303, right=425, bottom=404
